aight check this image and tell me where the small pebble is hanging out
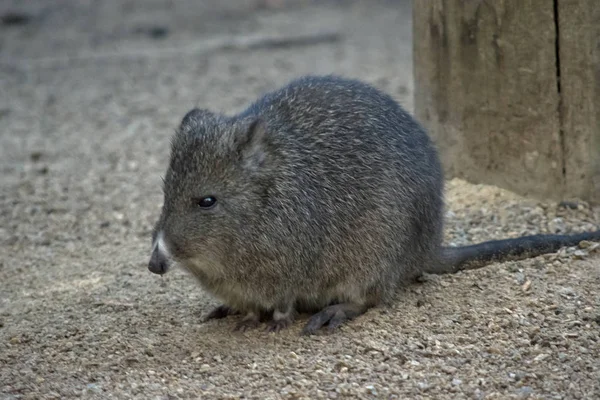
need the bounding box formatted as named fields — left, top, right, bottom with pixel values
left=86, top=383, right=101, bottom=393
left=515, top=272, right=526, bottom=285
left=548, top=217, right=566, bottom=233
left=588, top=243, right=600, bottom=253
left=517, top=386, right=534, bottom=398
left=365, top=385, right=377, bottom=395
left=572, top=249, right=587, bottom=259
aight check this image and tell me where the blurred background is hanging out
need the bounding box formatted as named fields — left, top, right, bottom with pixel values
left=0, top=0, right=414, bottom=170
left=0, top=0, right=415, bottom=217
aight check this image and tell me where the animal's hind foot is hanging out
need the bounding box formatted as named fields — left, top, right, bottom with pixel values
left=301, top=303, right=367, bottom=335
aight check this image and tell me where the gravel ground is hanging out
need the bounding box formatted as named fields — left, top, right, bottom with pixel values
left=1, top=1, right=599, bottom=399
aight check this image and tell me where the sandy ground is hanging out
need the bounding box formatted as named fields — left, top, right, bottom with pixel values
left=1, top=0, right=599, bottom=399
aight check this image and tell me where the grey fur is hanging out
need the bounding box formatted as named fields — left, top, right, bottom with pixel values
left=148, top=75, right=600, bottom=334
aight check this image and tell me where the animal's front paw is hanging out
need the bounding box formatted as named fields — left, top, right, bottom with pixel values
left=203, top=305, right=239, bottom=322
left=265, top=317, right=292, bottom=333
left=233, top=312, right=260, bottom=332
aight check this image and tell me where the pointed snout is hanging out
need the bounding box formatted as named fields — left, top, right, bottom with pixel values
left=148, top=247, right=169, bottom=274
left=148, top=231, right=171, bottom=275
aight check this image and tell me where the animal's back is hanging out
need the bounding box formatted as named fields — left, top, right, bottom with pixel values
left=237, top=76, right=446, bottom=307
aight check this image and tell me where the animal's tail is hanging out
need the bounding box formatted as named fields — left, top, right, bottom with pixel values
left=425, top=230, right=600, bottom=275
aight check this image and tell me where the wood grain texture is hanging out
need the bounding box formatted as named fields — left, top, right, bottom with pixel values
left=413, top=0, right=600, bottom=202
left=558, top=0, right=600, bottom=203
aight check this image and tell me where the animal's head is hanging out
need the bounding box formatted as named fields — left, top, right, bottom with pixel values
left=148, top=108, right=276, bottom=275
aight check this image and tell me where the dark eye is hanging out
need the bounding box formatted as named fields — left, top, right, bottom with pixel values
left=197, top=196, right=217, bottom=209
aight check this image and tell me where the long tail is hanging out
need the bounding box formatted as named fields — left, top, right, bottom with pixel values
left=425, top=230, right=600, bottom=275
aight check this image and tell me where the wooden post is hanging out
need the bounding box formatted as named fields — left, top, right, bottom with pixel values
left=413, top=0, right=600, bottom=204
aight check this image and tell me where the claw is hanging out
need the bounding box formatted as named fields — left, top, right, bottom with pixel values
left=233, top=312, right=260, bottom=332
left=265, top=317, right=292, bottom=333
left=203, top=305, right=238, bottom=322
left=301, top=303, right=366, bottom=335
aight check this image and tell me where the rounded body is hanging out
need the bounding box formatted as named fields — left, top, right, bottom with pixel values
left=153, top=75, right=445, bottom=320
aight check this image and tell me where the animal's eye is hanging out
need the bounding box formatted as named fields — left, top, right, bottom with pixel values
left=197, top=196, right=217, bottom=209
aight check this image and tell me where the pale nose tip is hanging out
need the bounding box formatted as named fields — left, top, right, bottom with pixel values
left=148, top=248, right=169, bottom=275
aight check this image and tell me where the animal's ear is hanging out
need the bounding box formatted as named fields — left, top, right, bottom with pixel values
left=179, top=108, right=215, bottom=133
left=236, top=117, right=270, bottom=170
